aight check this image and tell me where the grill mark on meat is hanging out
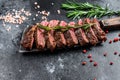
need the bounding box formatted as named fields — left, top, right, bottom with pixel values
left=75, top=19, right=89, bottom=46
left=35, top=27, right=46, bottom=50
left=91, top=18, right=107, bottom=41
left=84, top=18, right=98, bottom=45
left=21, top=25, right=37, bottom=50
left=54, top=21, right=67, bottom=48
left=64, top=22, right=78, bottom=47
left=54, top=31, right=66, bottom=48
left=46, top=20, right=59, bottom=51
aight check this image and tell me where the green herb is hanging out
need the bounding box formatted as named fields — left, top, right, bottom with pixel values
left=61, top=1, right=120, bottom=19
left=37, top=25, right=51, bottom=31
left=37, top=23, right=95, bottom=31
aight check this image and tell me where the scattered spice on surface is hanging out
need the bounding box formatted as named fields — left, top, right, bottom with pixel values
left=103, top=53, right=107, bottom=57
left=0, top=8, right=31, bottom=24
left=93, top=78, right=96, bottom=80
left=119, top=54, right=120, bottom=57
left=87, top=54, right=92, bottom=58
left=34, top=2, right=38, bottom=5
left=113, top=38, right=119, bottom=42
left=89, top=59, right=93, bottom=62
left=51, top=3, right=54, bottom=6
left=57, top=10, right=61, bottom=14
left=6, top=26, right=11, bottom=31
left=105, top=30, right=109, bottom=34
left=33, top=18, right=36, bottom=21
left=109, top=62, right=113, bottom=65
left=16, top=25, right=19, bottom=27
left=82, top=49, right=87, bottom=53
left=109, top=40, right=112, bottom=44
left=82, top=61, right=87, bottom=65
left=93, top=62, right=98, bottom=67
left=36, top=14, right=38, bottom=17
left=37, top=5, right=40, bottom=8
left=114, top=52, right=118, bottom=55
left=41, top=16, right=47, bottom=20
left=41, top=11, right=50, bottom=16
left=118, top=34, right=120, bottom=37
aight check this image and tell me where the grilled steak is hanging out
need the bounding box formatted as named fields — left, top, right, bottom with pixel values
left=54, top=21, right=67, bottom=48
left=35, top=21, right=48, bottom=50
left=84, top=18, right=98, bottom=45
left=21, top=19, right=107, bottom=52
left=91, top=18, right=107, bottom=41
left=75, top=19, right=89, bottom=46
left=64, top=21, right=78, bottom=47
left=46, top=20, right=59, bottom=51
left=21, top=25, right=37, bottom=50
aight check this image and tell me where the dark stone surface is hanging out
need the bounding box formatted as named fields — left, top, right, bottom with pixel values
left=0, top=0, right=120, bottom=80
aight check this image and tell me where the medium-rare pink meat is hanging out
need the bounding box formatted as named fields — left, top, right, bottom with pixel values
left=91, top=18, right=107, bottom=41
left=21, top=25, right=37, bottom=50
left=64, top=21, right=78, bottom=47
left=35, top=21, right=48, bottom=50
left=84, top=18, right=98, bottom=45
left=75, top=19, right=89, bottom=46
left=46, top=20, right=59, bottom=51
left=54, top=21, right=67, bottom=48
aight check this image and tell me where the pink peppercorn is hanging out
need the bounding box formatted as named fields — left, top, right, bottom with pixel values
left=87, top=54, right=92, bottom=58
left=82, top=49, right=87, bottom=53
left=93, top=62, right=98, bottom=66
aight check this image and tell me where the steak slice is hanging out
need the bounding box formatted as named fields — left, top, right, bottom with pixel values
left=54, top=21, right=67, bottom=48
left=21, top=25, right=37, bottom=50
left=35, top=27, right=46, bottom=50
left=35, top=21, right=49, bottom=50
left=84, top=18, right=98, bottom=45
left=75, top=19, right=89, bottom=46
left=91, top=18, right=107, bottom=41
left=64, top=21, right=78, bottom=47
left=46, top=20, right=59, bottom=51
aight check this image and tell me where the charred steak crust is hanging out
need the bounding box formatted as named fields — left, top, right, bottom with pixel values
left=21, top=25, right=37, bottom=50
left=54, top=31, right=67, bottom=48
left=54, top=21, right=67, bottom=48
left=84, top=18, right=98, bottom=45
left=75, top=19, right=89, bottom=46
left=64, top=22, right=78, bottom=47
left=35, top=27, right=46, bottom=50
left=46, top=20, right=59, bottom=51
left=91, top=18, right=107, bottom=41
left=46, top=30, right=56, bottom=52
left=64, top=29, right=78, bottom=47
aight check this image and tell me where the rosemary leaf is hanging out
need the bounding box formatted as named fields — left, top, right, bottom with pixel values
left=61, top=1, right=120, bottom=19
left=37, top=25, right=51, bottom=31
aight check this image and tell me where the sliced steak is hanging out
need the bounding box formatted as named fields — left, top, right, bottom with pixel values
left=91, top=18, right=107, bottom=41
left=75, top=19, right=89, bottom=46
left=46, top=20, right=59, bottom=51
left=84, top=18, right=98, bottom=45
left=21, top=25, right=37, bottom=50
left=54, top=21, right=67, bottom=48
left=35, top=21, right=48, bottom=50
left=64, top=21, right=78, bottom=47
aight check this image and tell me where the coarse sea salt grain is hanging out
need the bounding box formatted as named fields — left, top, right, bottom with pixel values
left=34, top=2, right=38, bottom=5
left=57, top=10, right=61, bottom=14
left=37, top=5, right=40, bottom=8
left=0, top=8, right=31, bottom=24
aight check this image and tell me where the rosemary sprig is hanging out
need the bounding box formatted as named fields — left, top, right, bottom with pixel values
left=37, top=25, right=51, bottom=31
left=61, top=1, right=120, bottom=19
left=37, top=23, right=95, bottom=31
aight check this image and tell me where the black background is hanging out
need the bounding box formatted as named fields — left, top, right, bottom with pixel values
left=0, top=0, right=120, bottom=80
